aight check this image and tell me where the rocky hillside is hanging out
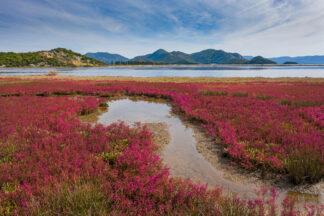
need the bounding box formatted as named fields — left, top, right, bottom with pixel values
left=0, top=48, right=106, bottom=67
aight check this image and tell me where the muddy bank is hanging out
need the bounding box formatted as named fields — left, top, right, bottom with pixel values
left=144, top=122, right=170, bottom=154
left=178, top=115, right=324, bottom=202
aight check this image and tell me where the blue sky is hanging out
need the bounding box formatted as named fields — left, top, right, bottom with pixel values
left=0, top=0, right=324, bottom=58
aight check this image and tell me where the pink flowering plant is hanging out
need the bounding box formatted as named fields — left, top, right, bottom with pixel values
left=0, top=78, right=323, bottom=215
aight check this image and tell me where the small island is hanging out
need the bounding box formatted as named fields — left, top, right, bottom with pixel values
left=283, top=61, right=298, bottom=64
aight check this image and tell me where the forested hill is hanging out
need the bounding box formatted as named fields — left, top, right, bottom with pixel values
left=0, top=48, right=106, bottom=67
left=85, top=52, right=129, bottom=64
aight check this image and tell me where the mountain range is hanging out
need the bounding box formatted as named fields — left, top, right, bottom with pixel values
left=2, top=48, right=323, bottom=68
left=86, top=49, right=277, bottom=65
left=85, top=52, right=129, bottom=64
left=268, top=56, right=324, bottom=64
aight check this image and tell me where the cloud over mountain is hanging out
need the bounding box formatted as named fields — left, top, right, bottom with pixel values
left=0, top=0, right=323, bottom=57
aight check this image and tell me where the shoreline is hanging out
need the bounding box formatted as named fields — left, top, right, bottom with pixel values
left=2, top=64, right=324, bottom=69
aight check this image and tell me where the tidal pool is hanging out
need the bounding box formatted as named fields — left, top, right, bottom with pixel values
left=97, top=98, right=323, bottom=203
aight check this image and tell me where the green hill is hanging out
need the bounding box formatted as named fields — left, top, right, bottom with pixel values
left=247, top=56, right=277, bottom=64
left=189, top=49, right=245, bottom=64
left=0, top=48, right=106, bottom=67
left=85, top=52, right=129, bottom=64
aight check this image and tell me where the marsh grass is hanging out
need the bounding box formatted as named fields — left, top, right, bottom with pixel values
left=286, top=149, right=324, bottom=184
left=199, top=89, right=228, bottom=96
left=30, top=181, right=113, bottom=216
left=0, top=81, right=34, bottom=85
left=279, top=99, right=292, bottom=106
left=0, top=140, right=16, bottom=163
left=0, top=181, right=18, bottom=215
left=94, top=82, right=114, bottom=86
left=286, top=191, right=320, bottom=203
left=255, top=95, right=272, bottom=100
left=79, top=107, right=107, bottom=123
left=280, top=99, right=322, bottom=107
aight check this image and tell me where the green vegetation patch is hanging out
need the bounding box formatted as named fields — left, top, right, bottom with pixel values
left=0, top=48, right=106, bottom=67
left=286, top=149, right=324, bottom=184
left=280, top=99, right=322, bottom=107
left=255, top=95, right=272, bottom=100
left=231, top=92, right=249, bottom=97
left=199, top=89, right=228, bottom=96
left=32, top=181, right=113, bottom=215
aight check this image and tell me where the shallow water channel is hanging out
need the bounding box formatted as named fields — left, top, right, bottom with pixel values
left=97, top=98, right=323, bottom=203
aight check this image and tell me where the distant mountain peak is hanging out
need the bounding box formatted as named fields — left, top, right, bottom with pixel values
left=154, top=49, right=168, bottom=54
left=85, top=52, right=129, bottom=64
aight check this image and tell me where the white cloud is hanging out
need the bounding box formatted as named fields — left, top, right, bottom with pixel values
left=213, top=0, right=324, bottom=56
left=1, top=0, right=324, bottom=57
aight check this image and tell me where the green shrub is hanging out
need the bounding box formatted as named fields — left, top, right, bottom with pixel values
left=293, top=101, right=322, bottom=107
left=99, top=101, right=108, bottom=108
left=280, top=99, right=322, bottom=107
left=255, top=95, right=272, bottom=100
left=95, top=83, right=113, bottom=86
left=0, top=182, right=18, bottom=215
left=199, top=90, right=228, bottom=96
left=100, top=139, right=129, bottom=166
left=231, top=92, right=248, bottom=97
left=279, top=99, right=292, bottom=106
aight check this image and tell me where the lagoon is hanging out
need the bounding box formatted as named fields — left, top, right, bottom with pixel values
left=1, top=65, right=324, bottom=77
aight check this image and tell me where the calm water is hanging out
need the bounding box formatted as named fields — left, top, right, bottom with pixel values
left=97, top=99, right=259, bottom=198
left=97, top=98, right=323, bottom=203
left=1, top=65, right=324, bottom=77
